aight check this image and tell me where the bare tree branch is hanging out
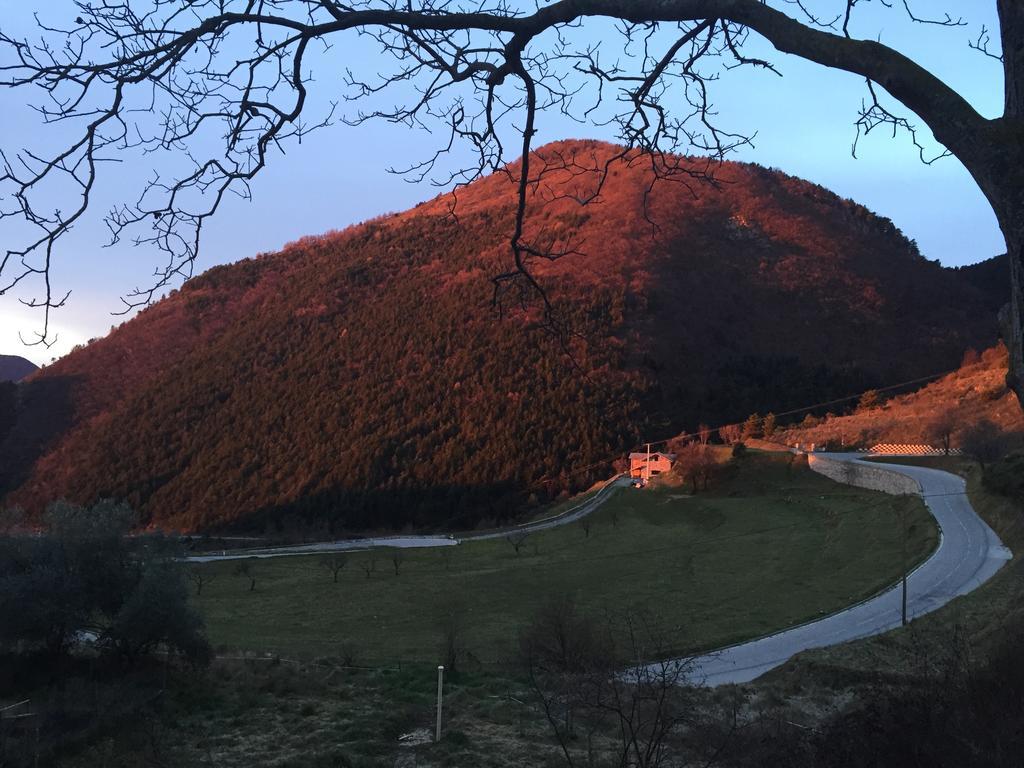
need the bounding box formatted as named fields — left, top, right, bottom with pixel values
left=0, top=0, right=1009, bottom=362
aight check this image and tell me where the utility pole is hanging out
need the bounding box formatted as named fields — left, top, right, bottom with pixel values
left=901, top=497, right=908, bottom=626
left=644, top=442, right=651, bottom=485
left=435, top=665, right=444, bottom=742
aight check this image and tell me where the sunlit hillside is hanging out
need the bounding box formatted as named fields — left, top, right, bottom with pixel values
left=0, top=140, right=1005, bottom=533
left=779, top=344, right=1024, bottom=449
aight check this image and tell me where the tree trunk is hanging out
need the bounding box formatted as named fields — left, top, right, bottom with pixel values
left=948, top=123, right=1024, bottom=411
left=995, top=1, right=1024, bottom=409
left=1003, top=232, right=1024, bottom=407
left=977, top=146, right=1024, bottom=410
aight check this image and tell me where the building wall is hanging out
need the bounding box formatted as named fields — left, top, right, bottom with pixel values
left=648, top=457, right=673, bottom=474
left=629, top=455, right=674, bottom=478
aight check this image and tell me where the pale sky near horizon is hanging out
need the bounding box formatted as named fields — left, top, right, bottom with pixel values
left=0, top=1, right=1009, bottom=366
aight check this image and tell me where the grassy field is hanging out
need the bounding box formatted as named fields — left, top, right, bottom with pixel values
left=192, top=452, right=938, bottom=664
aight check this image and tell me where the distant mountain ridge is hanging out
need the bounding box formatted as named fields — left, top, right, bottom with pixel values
left=0, top=355, right=37, bottom=383
left=0, top=140, right=1006, bottom=533
left=954, top=254, right=1009, bottom=314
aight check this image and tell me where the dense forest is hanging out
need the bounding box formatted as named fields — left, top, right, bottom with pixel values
left=0, top=140, right=1004, bottom=533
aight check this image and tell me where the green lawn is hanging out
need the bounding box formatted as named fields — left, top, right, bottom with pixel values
left=193, top=452, right=937, bottom=664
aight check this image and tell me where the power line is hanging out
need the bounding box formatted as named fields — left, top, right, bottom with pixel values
left=640, top=368, right=956, bottom=450
left=536, top=366, right=959, bottom=489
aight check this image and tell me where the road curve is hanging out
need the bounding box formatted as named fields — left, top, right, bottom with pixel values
left=186, top=476, right=629, bottom=563
left=189, top=455, right=1010, bottom=687
left=679, top=453, right=1012, bottom=687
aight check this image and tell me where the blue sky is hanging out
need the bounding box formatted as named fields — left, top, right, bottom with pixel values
left=0, top=2, right=1007, bottom=365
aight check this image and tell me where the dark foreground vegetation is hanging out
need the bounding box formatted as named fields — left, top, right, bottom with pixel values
left=11, top=591, right=1024, bottom=768
left=0, top=501, right=211, bottom=766
left=3, top=449, right=1022, bottom=766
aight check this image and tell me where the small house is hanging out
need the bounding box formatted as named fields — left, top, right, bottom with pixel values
left=628, top=451, right=676, bottom=479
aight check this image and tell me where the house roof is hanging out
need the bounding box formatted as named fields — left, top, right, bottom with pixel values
left=628, top=452, right=677, bottom=461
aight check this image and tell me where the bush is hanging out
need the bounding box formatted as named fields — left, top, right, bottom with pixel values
left=961, top=419, right=1014, bottom=469
left=0, top=499, right=210, bottom=663
left=983, top=451, right=1024, bottom=500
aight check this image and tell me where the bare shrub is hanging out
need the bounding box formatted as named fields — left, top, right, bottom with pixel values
left=233, top=560, right=257, bottom=591
left=520, top=597, right=700, bottom=768
left=719, top=424, right=742, bottom=445
left=319, top=553, right=348, bottom=583
left=506, top=532, right=529, bottom=556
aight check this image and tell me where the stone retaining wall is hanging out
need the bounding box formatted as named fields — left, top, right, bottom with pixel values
left=807, top=454, right=920, bottom=496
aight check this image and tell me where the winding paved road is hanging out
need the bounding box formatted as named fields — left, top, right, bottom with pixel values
left=185, top=475, right=629, bottom=563
left=679, top=453, right=1012, bottom=686
left=189, top=454, right=1011, bottom=688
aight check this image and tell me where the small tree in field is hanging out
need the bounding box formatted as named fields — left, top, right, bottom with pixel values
left=675, top=443, right=717, bottom=493
left=961, top=419, right=1011, bottom=471
left=319, top=553, right=348, bottom=583
left=928, top=413, right=958, bottom=456
left=233, top=560, right=257, bottom=592
left=762, top=412, right=777, bottom=439
left=189, top=570, right=215, bottom=596
left=359, top=553, right=377, bottom=579
left=507, top=532, right=530, bottom=556
left=718, top=424, right=742, bottom=446
left=697, top=424, right=712, bottom=446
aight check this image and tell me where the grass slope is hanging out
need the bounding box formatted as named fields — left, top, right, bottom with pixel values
left=194, top=453, right=937, bottom=663
left=54, top=660, right=568, bottom=768
left=779, top=344, right=1024, bottom=451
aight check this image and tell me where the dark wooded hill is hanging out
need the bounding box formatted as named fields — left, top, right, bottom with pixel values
left=0, top=355, right=37, bottom=383
left=954, top=254, right=1010, bottom=314
left=0, top=140, right=1005, bottom=533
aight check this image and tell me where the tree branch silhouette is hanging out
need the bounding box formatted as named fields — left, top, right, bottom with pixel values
left=1, top=1, right=1021, bottom=409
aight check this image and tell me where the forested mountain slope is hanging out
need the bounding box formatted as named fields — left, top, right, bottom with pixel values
left=0, top=140, right=1004, bottom=532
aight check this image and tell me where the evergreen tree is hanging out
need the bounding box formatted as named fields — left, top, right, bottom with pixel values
left=742, top=413, right=763, bottom=441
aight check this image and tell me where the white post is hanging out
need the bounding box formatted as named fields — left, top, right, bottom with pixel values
left=435, top=665, right=444, bottom=742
